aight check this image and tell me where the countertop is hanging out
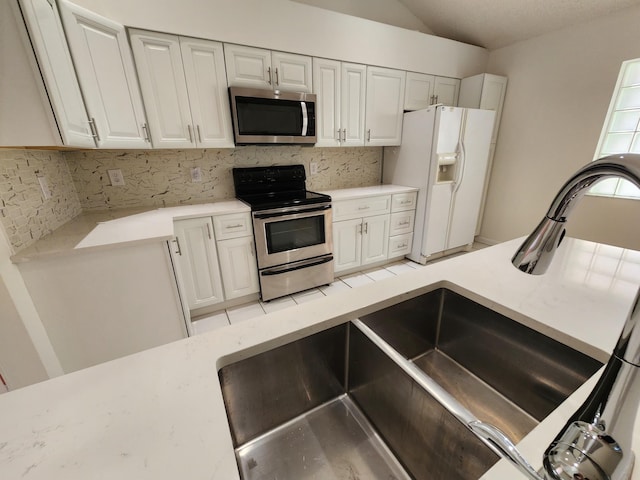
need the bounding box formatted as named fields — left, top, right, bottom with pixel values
left=320, top=184, right=418, bottom=200
left=12, top=185, right=415, bottom=263
left=11, top=200, right=250, bottom=263
left=1, top=237, right=639, bottom=479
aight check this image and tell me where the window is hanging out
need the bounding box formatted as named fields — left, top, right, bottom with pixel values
left=591, top=58, right=640, bottom=199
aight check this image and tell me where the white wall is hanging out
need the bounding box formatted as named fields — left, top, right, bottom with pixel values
left=480, top=5, right=640, bottom=250
left=69, top=0, right=487, bottom=79
left=291, top=0, right=432, bottom=34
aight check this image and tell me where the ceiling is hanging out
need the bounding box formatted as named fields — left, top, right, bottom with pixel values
left=293, top=0, right=640, bottom=50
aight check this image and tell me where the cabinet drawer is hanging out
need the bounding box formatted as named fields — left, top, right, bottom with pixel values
left=213, top=212, right=252, bottom=240
left=333, top=195, right=391, bottom=221
left=389, top=233, right=413, bottom=257
left=391, top=191, right=417, bottom=212
left=389, top=211, right=415, bottom=236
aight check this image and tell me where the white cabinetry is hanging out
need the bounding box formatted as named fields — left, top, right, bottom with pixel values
left=18, top=0, right=94, bottom=147
left=312, top=59, right=367, bottom=147
left=129, top=30, right=234, bottom=149
left=458, top=73, right=508, bottom=233
left=224, top=44, right=313, bottom=93
left=173, top=217, right=225, bottom=309
left=332, top=195, right=391, bottom=273
left=58, top=0, right=150, bottom=148
left=404, top=72, right=435, bottom=111
left=332, top=190, right=417, bottom=273
left=433, top=77, right=460, bottom=107
left=172, top=212, right=258, bottom=312
left=365, top=67, right=406, bottom=146
left=213, top=212, right=259, bottom=300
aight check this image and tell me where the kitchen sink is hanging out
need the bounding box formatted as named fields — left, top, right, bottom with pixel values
left=217, top=288, right=603, bottom=480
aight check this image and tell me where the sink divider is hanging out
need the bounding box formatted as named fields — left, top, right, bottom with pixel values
left=352, top=318, right=545, bottom=480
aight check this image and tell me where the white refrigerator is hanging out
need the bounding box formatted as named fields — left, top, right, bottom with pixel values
left=383, top=106, right=495, bottom=264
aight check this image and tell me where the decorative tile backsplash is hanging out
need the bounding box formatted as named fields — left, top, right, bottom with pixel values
left=0, top=149, right=82, bottom=253
left=65, top=146, right=383, bottom=211
left=0, top=146, right=382, bottom=252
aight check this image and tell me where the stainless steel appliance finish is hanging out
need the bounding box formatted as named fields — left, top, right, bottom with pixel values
left=229, top=86, right=316, bottom=145
left=252, top=203, right=333, bottom=269
left=233, top=165, right=334, bottom=301
left=511, top=153, right=640, bottom=480
left=218, top=288, right=601, bottom=480
left=235, top=395, right=411, bottom=480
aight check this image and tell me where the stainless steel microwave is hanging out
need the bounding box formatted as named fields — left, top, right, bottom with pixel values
left=229, top=87, right=316, bottom=145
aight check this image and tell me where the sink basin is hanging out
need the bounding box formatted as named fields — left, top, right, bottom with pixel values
left=218, top=288, right=603, bottom=480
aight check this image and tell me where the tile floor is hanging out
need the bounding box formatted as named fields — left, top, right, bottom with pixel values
left=191, top=244, right=488, bottom=335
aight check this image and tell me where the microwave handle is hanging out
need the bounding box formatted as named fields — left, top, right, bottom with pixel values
left=301, top=102, right=308, bottom=136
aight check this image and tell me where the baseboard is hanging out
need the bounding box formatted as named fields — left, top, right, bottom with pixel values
left=474, top=236, right=500, bottom=246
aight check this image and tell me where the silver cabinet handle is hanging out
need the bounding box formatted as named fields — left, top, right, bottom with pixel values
left=358, top=205, right=370, bottom=210
left=357, top=223, right=362, bottom=234
left=88, top=118, right=100, bottom=142
left=142, top=123, right=151, bottom=143
left=364, top=222, right=368, bottom=234
left=274, top=67, right=279, bottom=86
left=196, top=125, right=202, bottom=143
left=173, top=237, right=182, bottom=256
left=187, top=125, right=194, bottom=143
left=206, top=223, right=212, bottom=240
left=399, top=221, right=410, bottom=226
left=367, top=129, right=371, bottom=142
left=342, top=128, right=346, bottom=142
left=226, top=224, right=243, bottom=229
left=337, top=130, right=341, bottom=142
left=267, top=66, right=272, bottom=85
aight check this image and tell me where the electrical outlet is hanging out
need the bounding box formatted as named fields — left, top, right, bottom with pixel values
left=191, top=167, right=203, bottom=183
left=37, top=176, right=52, bottom=200
left=310, top=162, right=318, bottom=175
left=108, top=169, right=125, bottom=186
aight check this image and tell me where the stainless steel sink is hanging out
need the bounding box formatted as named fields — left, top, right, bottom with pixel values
left=218, top=288, right=603, bottom=480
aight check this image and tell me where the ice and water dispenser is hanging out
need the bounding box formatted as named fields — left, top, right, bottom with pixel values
left=436, top=153, right=457, bottom=183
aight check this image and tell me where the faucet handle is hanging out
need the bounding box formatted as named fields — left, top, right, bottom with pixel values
left=543, top=421, right=622, bottom=480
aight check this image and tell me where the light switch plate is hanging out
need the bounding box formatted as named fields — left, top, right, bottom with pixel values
left=310, top=162, right=318, bottom=175
left=108, top=169, right=125, bottom=186
left=191, top=167, right=202, bottom=183
left=37, top=176, right=52, bottom=200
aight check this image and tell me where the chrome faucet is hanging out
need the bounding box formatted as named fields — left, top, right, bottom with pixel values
left=512, top=153, right=640, bottom=480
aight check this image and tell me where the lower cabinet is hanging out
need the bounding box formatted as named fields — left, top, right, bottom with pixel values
left=172, top=213, right=258, bottom=311
left=332, top=190, right=416, bottom=274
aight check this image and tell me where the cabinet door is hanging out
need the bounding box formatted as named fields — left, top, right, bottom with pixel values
left=333, top=218, right=362, bottom=273
left=180, top=38, right=234, bottom=148
left=340, top=63, right=367, bottom=146
left=129, top=30, right=194, bottom=148
left=365, top=67, right=406, bottom=146
left=217, top=236, right=259, bottom=299
left=361, top=214, right=390, bottom=266
left=59, top=1, right=149, bottom=148
left=404, top=72, right=434, bottom=111
left=271, top=51, right=312, bottom=92
left=19, top=0, right=94, bottom=147
left=173, top=218, right=224, bottom=309
left=433, top=77, right=460, bottom=106
left=312, top=58, right=341, bottom=147
left=479, top=74, right=507, bottom=143
left=224, top=44, right=272, bottom=89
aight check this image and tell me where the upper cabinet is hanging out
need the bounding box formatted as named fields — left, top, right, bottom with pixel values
left=404, top=72, right=435, bottom=111
left=341, top=63, right=368, bottom=146
left=458, top=73, right=508, bottom=144
left=129, top=30, right=234, bottom=149
left=18, top=0, right=94, bottom=147
left=58, top=0, right=150, bottom=148
left=365, top=67, right=406, bottom=146
left=224, top=44, right=313, bottom=93
left=433, top=76, right=460, bottom=107
left=404, top=73, right=460, bottom=110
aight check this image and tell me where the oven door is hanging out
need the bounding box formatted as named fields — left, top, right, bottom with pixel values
left=252, top=203, right=333, bottom=269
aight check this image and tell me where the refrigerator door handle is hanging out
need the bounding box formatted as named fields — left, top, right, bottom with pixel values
left=453, top=141, right=466, bottom=193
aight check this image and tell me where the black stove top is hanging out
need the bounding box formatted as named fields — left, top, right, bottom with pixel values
left=233, top=165, right=331, bottom=211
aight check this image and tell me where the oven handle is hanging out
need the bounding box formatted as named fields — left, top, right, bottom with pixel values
left=253, top=204, right=331, bottom=220
left=261, top=256, right=333, bottom=276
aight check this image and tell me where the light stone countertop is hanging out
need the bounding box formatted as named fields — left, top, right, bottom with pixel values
left=321, top=184, right=418, bottom=200
left=1, top=237, right=639, bottom=479
left=11, top=200, right=250, bottom=263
